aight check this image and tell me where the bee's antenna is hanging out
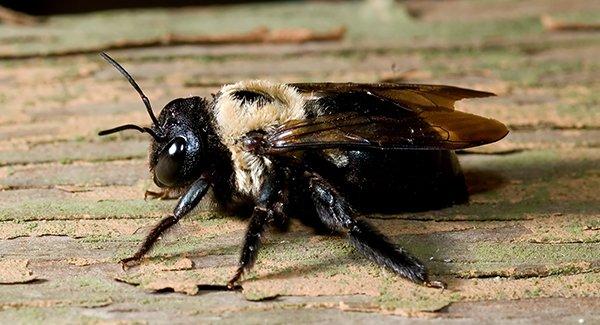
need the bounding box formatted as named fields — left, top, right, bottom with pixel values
left=98, top=124, right=165, bottom=142
left=99, top=52, right=162, bottom=132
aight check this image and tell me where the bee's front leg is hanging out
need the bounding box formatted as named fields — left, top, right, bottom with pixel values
left=121, top=177, right=211, bottom=268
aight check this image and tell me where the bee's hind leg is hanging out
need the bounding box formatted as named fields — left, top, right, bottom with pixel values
left=307, top=172, right=444, bottom=288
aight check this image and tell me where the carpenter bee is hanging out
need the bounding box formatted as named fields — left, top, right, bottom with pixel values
left=98, top=52, right=508, bottom=289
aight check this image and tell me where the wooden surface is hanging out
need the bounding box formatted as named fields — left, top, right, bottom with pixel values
left=0, top=0, right=599, bottom=323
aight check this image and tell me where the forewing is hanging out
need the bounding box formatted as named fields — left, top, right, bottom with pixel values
left=264, top=110, right=508, bottom=153
left=290, top=82, right=495, bottom=111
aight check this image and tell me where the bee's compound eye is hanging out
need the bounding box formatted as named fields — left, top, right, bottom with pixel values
left=155, top=137, right=187, bottom=187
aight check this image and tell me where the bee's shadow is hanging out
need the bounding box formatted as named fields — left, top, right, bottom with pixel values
left=463, top=169, right=507, bottom=195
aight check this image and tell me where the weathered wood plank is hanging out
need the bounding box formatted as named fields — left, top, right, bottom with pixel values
left=0, top=0, right=598, bottom=323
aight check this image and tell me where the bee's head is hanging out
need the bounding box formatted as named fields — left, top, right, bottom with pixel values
left=98, top=52, right=210, bottom=188
left=148, top=97, right=210, bottom=188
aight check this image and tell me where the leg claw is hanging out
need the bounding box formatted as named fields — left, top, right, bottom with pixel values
left=425, top=280, right=447, bottom=291
left=119, top=256, right=141, bottom=270
left=226, top=280, right=237, bottom=290
left=227, top=268, right=243, bottom=290
left=144, top=190, right=175, bottom=201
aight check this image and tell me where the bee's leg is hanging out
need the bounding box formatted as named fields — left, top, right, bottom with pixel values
left=227, top=173, right=286, bottom=289
left=144, top=189, right=177, bottom=200
left=307, top=173, right=444, bottom=288
left=121, top=177, right=211, bottom=268
left=227, top=206, right=273, bottom=289
left=120, top=216, right=179, bottom=268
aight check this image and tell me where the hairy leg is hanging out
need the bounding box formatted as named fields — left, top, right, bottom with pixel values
left=227, top=206, right=273, bottom=288
left=308, top=173, right=444, bottom=288
left=121, top=215, right=179, bottom=267
left=227, top=170, right=287, bottom=288
left=121, top=177, right=210, bottom=268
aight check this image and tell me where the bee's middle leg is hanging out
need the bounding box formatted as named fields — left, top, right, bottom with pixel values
left=227, top=206, right=273, bottom=289
left=227, top=172, right=287, bottom=289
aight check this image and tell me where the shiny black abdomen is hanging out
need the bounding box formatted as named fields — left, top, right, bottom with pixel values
left=323, top=149, right=468, bottom=213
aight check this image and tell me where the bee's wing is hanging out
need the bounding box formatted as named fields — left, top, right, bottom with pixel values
left=263, top=110, right=508, bottom=153
left=289, top=82, right=495, bottom=111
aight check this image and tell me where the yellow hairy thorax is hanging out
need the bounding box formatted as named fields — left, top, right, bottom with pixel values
left=213, top=80, right=305, bottom=195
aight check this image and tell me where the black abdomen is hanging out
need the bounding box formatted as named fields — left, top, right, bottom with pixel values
left=316, top=149, right=468, bottom=213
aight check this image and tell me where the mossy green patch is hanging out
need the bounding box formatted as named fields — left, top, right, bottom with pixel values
left=128, top=233, right=240, bottom=261
left=406, top=237, right=598, bottom=264
left=375, top=274, right=450, bottom=312
left=74, top=275, right=116, bottom=292
left=401, top=199, right=598, bottom=221
left=0, top=307, right=57, bottom=324
left=549, top=10, right=600, bottom=24
left=471, top=242, right=598, bottom=264
left=0, top=199, right=173, bottom=221
left=258, top=235, right=355, bottom=264
left=525, top=285, right=544, bottom=298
